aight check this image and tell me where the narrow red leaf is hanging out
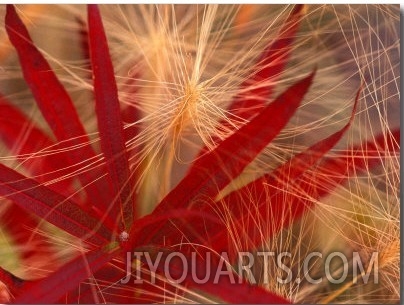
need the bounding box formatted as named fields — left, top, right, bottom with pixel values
left=211, top=128, right=400, bottom=259
left=306, top=127, right=400, bottom=198
left=160, top=71, right=314, bottom=211
left=77, top=13, right=142, bottom=187
left=229, top=4, right=304, bottom=119
left=0, top=94, right=76, bottom=192
left=214, top=88, right=360, bottom=225
left=0, top=163, right=112, bottom=246
left=5, top=5, right=89, bottom=150
left=134, top=71, right=314, bottom=248
left=75, top=13, right=123, bottom=230
left=13, top=245, right=120, bottom=304
left=75, top=10, right=141, bottom=153
left=88, top=4, right=135, bottom=230
left=192, top=5, right=304, bottom=159
left=5, top=5, right=114, bottom=215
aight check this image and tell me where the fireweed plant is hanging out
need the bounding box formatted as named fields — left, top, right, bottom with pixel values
left=0, top=4, right=399, bottom=304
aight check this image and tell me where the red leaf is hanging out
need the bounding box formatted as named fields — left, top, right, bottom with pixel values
left=307, top=127, right=400, bottom=198
left=76, top=13, right=142, bottom=191
left=161, top=71, right=314, bottom=210
left=229, top=4, right=304, bottom=119
left=88, top=4, right=135, bottom=230
left=216, top=88, right=360, bottom=224
left=0, top=94, right=76, bottom=194
left=13, top=245, right=120, bottom=304
left=5, top=5, right=89, bottom=149
left=5, top=5, right=114, bottom=216
left=211, top=127, right=400, bottom=259
left=192, top=5, right=304, bottom=159
left=0, top=163, right=112, bottom=246
left=134, top=71, right=315, bottom=247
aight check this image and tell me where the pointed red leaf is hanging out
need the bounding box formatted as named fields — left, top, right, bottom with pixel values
left=5, top=5, right=114, bottom=215
left=74, top=13, right=122, bottom=228
left=13, top=245, right=120, bottom=304
left=88, top=4, right=135, bottom=230
left=192, top=5, right=304, bottom=159
left=5, top=5, right=89, bottom=150
left=215, top=88, right=360, bottom=223
left=159, top=71, right=314, bottom=211
left=306, top=127, right=400, bottom=198
left=211, top=127, right=400, bottom=259
left=0, top=94, right=77, bottom=192
left=133, top=71, right=314, bottom=248
left=0, top=163, right=112, bottom=246
left=229, top=4, right=304, bottom=119
left=77, top=14, right=142, bottom=188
